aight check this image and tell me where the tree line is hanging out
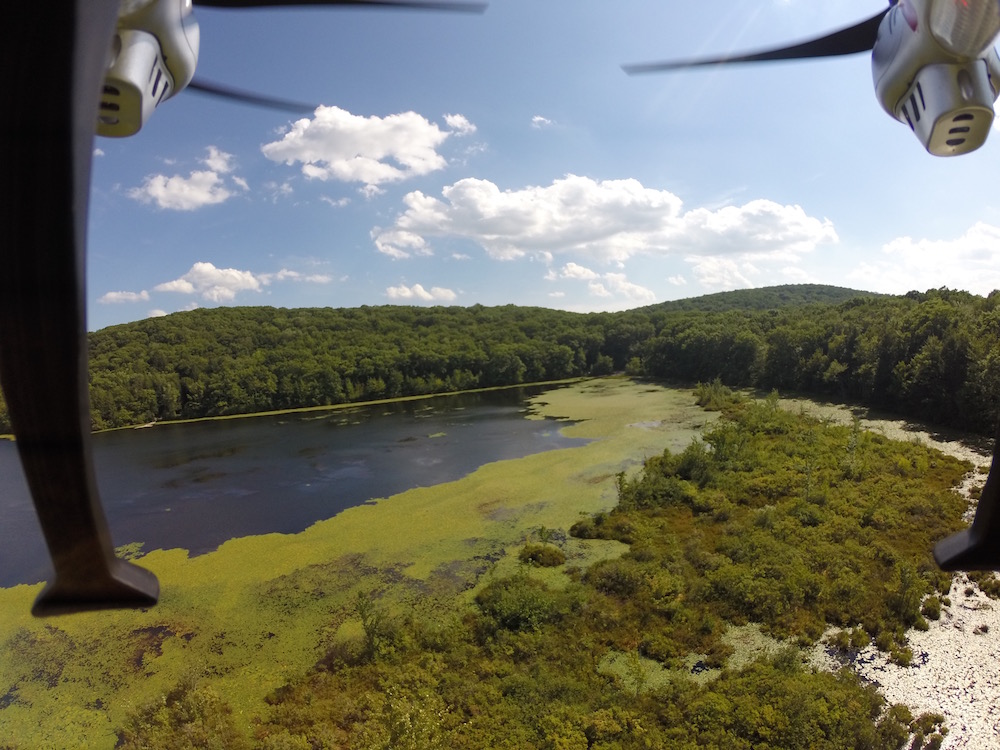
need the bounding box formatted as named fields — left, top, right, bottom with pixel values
left=1, top=284, right=998, bottom=435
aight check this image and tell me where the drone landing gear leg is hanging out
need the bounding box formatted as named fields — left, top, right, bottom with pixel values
left=935, top=420, right=1000, bottom=571
left=0, top=1, right=159, bottom=615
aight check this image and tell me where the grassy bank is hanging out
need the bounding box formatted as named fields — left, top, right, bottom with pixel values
left=0, top=378, right=711, bottom=749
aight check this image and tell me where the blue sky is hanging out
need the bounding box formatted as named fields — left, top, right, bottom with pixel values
left=86, top=0, right=1000, bottom=331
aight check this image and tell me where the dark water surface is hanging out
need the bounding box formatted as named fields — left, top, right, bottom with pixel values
left=0, top=387, right=586, bottom=587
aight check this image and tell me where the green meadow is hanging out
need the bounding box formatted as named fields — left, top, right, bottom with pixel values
left=0, top=378, right=713, bottom=749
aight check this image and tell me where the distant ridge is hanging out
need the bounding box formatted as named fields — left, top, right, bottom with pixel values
left=640, top=284, right=879, bottom=314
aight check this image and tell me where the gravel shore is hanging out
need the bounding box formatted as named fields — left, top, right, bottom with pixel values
left=788, top=401, right=1000, bottom=749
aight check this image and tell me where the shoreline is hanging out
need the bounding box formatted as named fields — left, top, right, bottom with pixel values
left=93, top=377, right=590, bottom=433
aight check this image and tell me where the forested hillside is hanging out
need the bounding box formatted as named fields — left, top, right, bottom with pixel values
left=0, top=284, right=997, bottom=435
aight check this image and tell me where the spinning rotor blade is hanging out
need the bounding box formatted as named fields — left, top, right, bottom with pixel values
left=0, top=0, right=159, bottom=615
left=188, top=78, right=318, bottom=113
left=623, top=9, right=888, bottom=74
left=195, top=0, right=487, bottom=11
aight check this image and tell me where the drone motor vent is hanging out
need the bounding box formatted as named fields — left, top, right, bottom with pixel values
left=98, top=30, right=174, bottom=137
left=894, top=61, right=995, bottom=156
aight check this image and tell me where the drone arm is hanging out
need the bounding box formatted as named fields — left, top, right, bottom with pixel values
left=0, top=0, right=158, bottom=615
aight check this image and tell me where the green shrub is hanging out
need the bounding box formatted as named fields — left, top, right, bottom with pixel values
left=518, top=543, right=566, bottom=568
left=476, top=573, right=567, bottom=633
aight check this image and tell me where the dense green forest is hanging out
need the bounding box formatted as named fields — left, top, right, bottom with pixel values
left=114, top=385, right=964, bottom=749
left=1, top=283, right=999, bottom=435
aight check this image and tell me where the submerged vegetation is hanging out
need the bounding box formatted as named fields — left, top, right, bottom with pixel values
left=0, top=381, right=970, bottom=748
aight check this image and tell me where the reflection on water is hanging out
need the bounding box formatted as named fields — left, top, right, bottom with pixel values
left=0, top=387, right=585, bottom=586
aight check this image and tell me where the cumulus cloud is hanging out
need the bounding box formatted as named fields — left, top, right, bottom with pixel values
left=152, top=262, right=333, bottom=302
left=321, top=195, right=351, bottom=208
left=385, top=283, right=457, bottom=302
left=686, top=256, right=758, bottom=290
left=261, top=106, right=454, bottom=190
left=444, top=113, right=477, bottom=136
left=98, top=290, right=150, bottom=304
left=558, top=262, right=599, bottom=280
left=259, top=269, right=334, bottom=285
left=373, top=175, right=835, bottom=269
left=600, top=272, right=656, bottom=304
left=371, top=229, right=433, bottom=260
left=203, top=146, right=235, bottom=173
left=551, top=263, right=654, bottom=304
left=128, top=146, right=244, bottom=210
left=155, top=262, right=261, bottom=302
left=531, top=115, right=554, bottom=129
left=129, top=170, right=232, bottom=211
left=848, top=222, right=1000, bottom=295
left=547, top=262, right=654, bottom=305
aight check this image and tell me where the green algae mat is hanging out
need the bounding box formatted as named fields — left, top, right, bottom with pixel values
left=0, top=378, right=710, bottom=749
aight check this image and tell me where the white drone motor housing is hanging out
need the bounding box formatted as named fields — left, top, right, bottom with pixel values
left=872, top=0, right=1000, bottom=156
left=98, top=0, right=200, bottom=137
left=894, top=59, right=998, bottom=157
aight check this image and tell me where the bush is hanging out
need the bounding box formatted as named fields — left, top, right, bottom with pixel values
left=921, top=596, right=942, bottom=621
left=518, top=543, right=566, bottom=567
left=476, top=573, right=567, bottom=633
left=587, top=559, right=646, bottom=598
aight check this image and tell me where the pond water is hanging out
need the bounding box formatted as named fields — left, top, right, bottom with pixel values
left=0, top=387, right=586, bottom=587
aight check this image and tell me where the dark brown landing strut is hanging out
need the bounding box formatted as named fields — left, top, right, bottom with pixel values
left=0, top=1, right=159, bottom=615
left=935, top=421, right=1000, bottom=571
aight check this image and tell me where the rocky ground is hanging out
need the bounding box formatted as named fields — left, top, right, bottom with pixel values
left=793, top=403, right=1000, bottom=749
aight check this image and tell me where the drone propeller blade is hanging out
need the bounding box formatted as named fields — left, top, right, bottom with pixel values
left=935, top=420, right=1000, bottom=571
left=0, top=0, right=159, bottom=615
left=623, top=9, right=888, bottom=74
left=188, top=78, right=318, bottom=113
left=195, top=0, right=487, bottom=11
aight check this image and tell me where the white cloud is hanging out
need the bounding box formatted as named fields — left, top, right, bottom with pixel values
left=444, top=113, right=477, bottom=136
left=601, top=272, right=656, bottom=304
left=148, top=309, right=167, bottom=318
left=152, top=262, right=334, bottom=302
left=98, top=290, right=150, bottom=304
left=128, top=146, right=246, bottom=210
left=373, top=175, right=835, bottom=270
left=531, top=115, right=554, bottom=129
left=385, top=283, right=457, bottom=302
left=261, top=106, right=451, bottom=190
left=321, top=195, right=351, bottom=208
left=668, top=275, right=688, bottom=286
left=129, top=170, right=233, bottom=211
left=372, top=228, right=433, bottom=259
left=203, top=146, right=235, bottom=174
left=259, top=269, right=334, bottom=285
left=687, top=256, right=759, bottom=290
left=93, top=147, right=105, bottom=157
left=588, top=281, right=611, bottom=298
left=265, top=181, right=294, bottom=202
left=154, top=262, right=262, bottom=302
left=847, top=222, right=1000, bottom=295
left=559, top=262, right=599, bottom=280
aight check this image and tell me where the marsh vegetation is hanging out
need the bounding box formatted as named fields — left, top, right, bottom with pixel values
left=0, top=379, right=974, bottom=749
